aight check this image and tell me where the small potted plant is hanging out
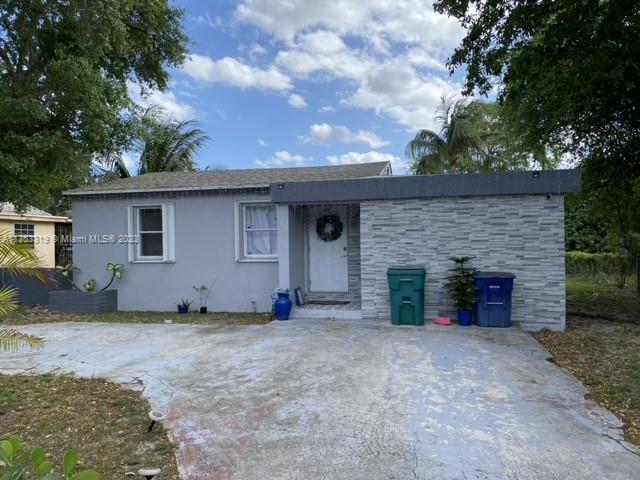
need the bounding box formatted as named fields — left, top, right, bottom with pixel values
left=177, top=298, right=192, bottom=314
left=192, top=282, right=213, bottom=314
left=444, top=256, right=477, bottom=326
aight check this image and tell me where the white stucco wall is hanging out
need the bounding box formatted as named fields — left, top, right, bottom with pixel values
left=71, top=193, right=278, bottom=312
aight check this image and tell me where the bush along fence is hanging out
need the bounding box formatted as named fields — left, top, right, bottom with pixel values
left=566, top=251, right=639, bottom=291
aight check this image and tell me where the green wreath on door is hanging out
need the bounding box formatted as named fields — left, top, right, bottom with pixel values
left=316, top=215, right=343, bottom=242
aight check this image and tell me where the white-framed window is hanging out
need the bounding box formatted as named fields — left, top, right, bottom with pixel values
left=238, top=203, right=278, bottom=260
left=14, top=223, right=35, bottom=248
left=127, top=204, right=175, bottom=263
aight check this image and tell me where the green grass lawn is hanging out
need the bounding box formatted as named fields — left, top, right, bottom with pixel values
left=3, top=306, right=272, bottom=326
left=0, top=374, right=179, bottom=479
left=534, top=275, right=640, bottom=446
left=566, top=275, right=640, bottom=322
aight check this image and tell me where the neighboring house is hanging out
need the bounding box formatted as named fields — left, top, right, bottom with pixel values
left=0, top=203, right=72, bottom=268
left=65, top=162, right=581, bottom=331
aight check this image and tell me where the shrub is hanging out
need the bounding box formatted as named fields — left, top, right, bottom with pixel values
left=566, top=251, right=635, bottom=287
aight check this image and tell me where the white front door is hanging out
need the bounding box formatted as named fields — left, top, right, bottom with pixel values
left=308, top=206, right=349, bottom=292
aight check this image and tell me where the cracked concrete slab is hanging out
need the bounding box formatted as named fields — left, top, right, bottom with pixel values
left=1, top=319, right=638, bottom=479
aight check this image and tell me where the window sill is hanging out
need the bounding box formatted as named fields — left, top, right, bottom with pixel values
left=129, top=260, right=176, bottom=264
left=236, top=257, right=279, bottom=263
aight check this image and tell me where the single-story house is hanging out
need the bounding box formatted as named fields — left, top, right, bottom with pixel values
left=0, top=202, right=72, bottom=268
left=65, top=162, right=581, bottom=331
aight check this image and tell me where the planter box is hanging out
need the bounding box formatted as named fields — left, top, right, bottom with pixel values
left=49, top=289, right=118, bottom=314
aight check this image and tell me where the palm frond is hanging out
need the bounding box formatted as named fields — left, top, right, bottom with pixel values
left=0, top=233, right=44, bottom=282
left=138, top=115, right=210, bottom=175
left=0, top=286, right=19, bottom=316
left=0, top=329, right=43, bottom=352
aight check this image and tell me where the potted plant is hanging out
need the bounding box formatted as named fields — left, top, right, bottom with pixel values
left=192, top=282, right=214, bottom=314
left=444, top=256, right=477, bottom=326
left=49, top=262, right=124, bottom=313
left=177, top=298, right=192, bottom=314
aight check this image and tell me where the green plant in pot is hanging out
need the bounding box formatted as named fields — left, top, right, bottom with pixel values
left=192, top=281, right=214, bottom=314
left=177, top=298, right=192, bottom=314
left=444, top=256, right=477, bottom=326
left=57, top=262, right=124, bottom=292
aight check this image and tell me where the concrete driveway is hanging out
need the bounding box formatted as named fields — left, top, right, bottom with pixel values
left=1, top=319, right=638, bottom=480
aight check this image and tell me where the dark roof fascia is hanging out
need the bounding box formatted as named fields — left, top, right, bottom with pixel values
left=270, top=169, right=582, bottom=204
left=67, top=186, right=271, bottom=201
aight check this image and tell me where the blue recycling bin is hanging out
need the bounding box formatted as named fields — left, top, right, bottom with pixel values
left=475, top=273, right=515, bottom=328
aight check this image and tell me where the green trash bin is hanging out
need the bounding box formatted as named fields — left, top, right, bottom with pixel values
left=387, top=266, right=426, bottom=326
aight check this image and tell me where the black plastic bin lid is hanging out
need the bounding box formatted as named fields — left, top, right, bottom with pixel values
left=475, top=272, right=515, bottom=278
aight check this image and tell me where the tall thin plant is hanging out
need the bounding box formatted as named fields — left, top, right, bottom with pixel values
left=444, top=256, right=478, bottom=311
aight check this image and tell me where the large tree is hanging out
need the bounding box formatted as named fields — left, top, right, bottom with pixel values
left=0, top=0, right=188, bottom=210
left=434, top=0, right=639, bottom=176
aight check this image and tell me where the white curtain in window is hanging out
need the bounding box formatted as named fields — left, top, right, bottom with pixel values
left=246, top=206, right=277, bottom=255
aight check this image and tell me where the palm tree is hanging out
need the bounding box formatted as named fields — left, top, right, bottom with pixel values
left=0, top=234, right=43, bottom=351
left=138, top=118, right=210, bottom=174
left=98, top=107, right=210, bottom=179
left=406, top=95, right=485, bottom=174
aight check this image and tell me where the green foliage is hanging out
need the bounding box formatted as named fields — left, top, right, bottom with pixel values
left=178, top=298, right=193, bottom=308
left=566, top=252, right=635, bottom=289
left=406, top=96, right=555, bottom=174
left=0, top=436, right=100, bottom=480
left=0, top=0, right=189, bottom=210
left=56, top=263, right=123, bottom=292
left=193, top=283, right=213, bottom=309
left=0, top=233, right=45, bottom=351
left=99, top=108, right=210, bottom=179
left=444, top=256, right=478, bottom=311
left=565, top=194, right=611, bottom=253
left=434, top=0, right=640, bottom=193
left=0, top=330, right=43, bottom=352
left=82, top=280, right=97, bottom=293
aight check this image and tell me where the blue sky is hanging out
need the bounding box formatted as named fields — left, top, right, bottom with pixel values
left=128, top=0, right=467, bottom=174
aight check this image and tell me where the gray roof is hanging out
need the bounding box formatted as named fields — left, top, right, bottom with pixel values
left=65, top=162, right=391, bottom=196
left=0, top=202, right=71, bottom=222
left=0, top=202, right=53, bottom=217
left=270, top=169, right=582, bottom=203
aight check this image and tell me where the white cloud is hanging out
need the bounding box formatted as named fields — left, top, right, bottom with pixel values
left=288, top=93, right=308, bottom=109
left=344, top=60, right=458, bottom=131
left=192, top=12, right=223, bottom=28
left=301, top=123, right=390, bottom=149
left=128, top=83, right=197, bottom=121
left=235, top=0, right=389, bottom=43
left=231, top=1, right=464, bottom=131
left=405, top=48, right=447, bottom=71
left=327, top=151, right=409, bottom=174
left=256, top=150, right=311, bottom=168
left=258, top=139, right=269, bottom=146
left=182, top=54, right=292, bottom=91
left=275, top=30, right=375, bottom=81
left=319, top=105, right=336, bottom=113
left=239, top=42, right=268, bottom=60
left=235, top=1, right=462, bottom=53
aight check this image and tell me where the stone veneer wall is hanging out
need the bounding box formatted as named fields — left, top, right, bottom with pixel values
left=360, top=195, right=566, bottom=331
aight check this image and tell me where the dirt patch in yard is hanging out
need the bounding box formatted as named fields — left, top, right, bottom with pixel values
left=0, top=374, right=179, bottom=479
left=3, top=306, right=272, bottom=326
left=534, top=316, right=640, bottom=446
